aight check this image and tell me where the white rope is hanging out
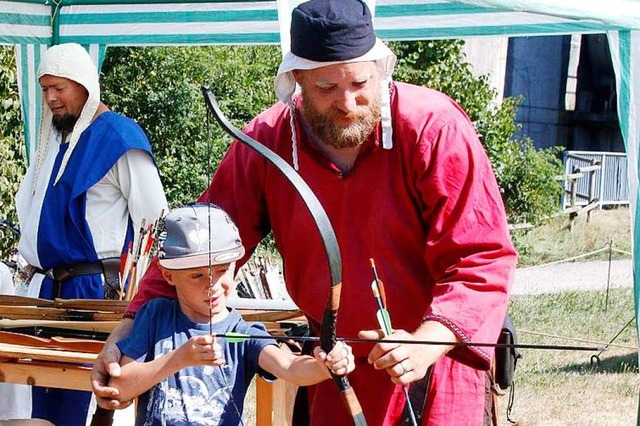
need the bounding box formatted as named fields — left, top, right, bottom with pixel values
left=520, top=247, right=610, bottom=270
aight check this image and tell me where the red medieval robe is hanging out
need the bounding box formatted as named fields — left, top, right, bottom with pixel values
left=132, top=82, right=516, bottom=425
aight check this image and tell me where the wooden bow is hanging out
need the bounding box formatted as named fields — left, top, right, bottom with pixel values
left=201, top=86, right=366, bottom=425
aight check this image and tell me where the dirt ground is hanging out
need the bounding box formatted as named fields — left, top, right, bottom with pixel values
left=513, top=258, right=633, bottom=295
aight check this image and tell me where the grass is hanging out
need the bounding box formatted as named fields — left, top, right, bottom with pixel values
left=501, top=288, right=638, bottom=426
left=501, top=207, right=638, bottom=425
left=513, top=207, right=632, bottom=267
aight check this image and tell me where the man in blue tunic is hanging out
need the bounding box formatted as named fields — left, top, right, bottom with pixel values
left=12, top=42, right=168, bottom=426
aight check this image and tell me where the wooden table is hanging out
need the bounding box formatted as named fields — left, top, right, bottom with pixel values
left=0, top=339, right=299, bottom=425
left=0, top=296, right=304, bottom=425
left=0, top=342, right=95, bottom=391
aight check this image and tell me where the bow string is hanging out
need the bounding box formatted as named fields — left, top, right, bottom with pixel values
left=201, top=86, right=367, bottom=425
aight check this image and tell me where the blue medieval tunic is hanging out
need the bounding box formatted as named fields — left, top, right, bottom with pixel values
left=30, top=111, right=154, bottom=425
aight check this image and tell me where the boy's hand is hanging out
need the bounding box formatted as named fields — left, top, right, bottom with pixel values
left=313, top=341, right=354, bottom=376
left=175, top=334, right=225, bottom=368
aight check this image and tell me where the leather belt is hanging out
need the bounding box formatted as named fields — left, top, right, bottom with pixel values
left=35, top=257, right=121, bottom=300
left=37, top=261, right=104, bottom=282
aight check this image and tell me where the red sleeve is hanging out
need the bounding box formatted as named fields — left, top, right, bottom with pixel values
left=200, top=117, right=273, bottom=266
left=414, top=113, right=517, bottom=368
left=126, top=257, right=176, bottom=314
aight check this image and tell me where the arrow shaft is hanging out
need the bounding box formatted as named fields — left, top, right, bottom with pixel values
left=369, top=259, right=417, bottom=426
left=216, top=333, right=605, bottom=352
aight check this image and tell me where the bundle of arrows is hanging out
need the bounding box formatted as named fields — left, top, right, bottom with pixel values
left=120, top=214, right=163, bottom=301
left=237, top=256, right=293, bottom=303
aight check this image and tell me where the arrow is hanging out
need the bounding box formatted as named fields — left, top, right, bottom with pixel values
left=370, top=260, right=392, bottom=336
left=214, top=332, right=606, bottom=352
left=370, top=259, right=417, bottom=426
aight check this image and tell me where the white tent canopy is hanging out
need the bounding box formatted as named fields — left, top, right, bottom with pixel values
left=1, top=1, right=639, bottom=418
left=3, top=0, right=639, bottom=45
left=2, top=0, right=639, bottom=156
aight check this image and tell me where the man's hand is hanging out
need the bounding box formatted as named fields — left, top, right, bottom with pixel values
left=91, top=318, right=134, bottom=409
left=359, top=321, right=459, bottom=385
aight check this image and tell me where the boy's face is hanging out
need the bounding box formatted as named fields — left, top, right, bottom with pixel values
left=160, top=262, right=236, bottom=323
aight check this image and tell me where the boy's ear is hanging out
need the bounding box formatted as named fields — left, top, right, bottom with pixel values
left=158, top=265, right=177, bottom=287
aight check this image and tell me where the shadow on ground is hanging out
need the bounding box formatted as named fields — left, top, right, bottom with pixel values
left=555, top=351, right=638, bottom=374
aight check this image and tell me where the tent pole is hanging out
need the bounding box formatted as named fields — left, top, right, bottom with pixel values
left=51, top=2, right=61, bottom=45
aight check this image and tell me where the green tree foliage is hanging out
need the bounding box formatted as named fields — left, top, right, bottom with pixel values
left=101, top=42, right=561, bottom=225
left=391, top=40, right=563, bottom=224
left=0, top=46, right=26, bottom=260
left=100, top=46, right=280, bottom=207
left=0, top=40, right=562, bottom=263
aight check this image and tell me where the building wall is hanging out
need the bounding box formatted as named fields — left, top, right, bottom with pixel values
left=502, top=34, right=624, bottom=153
left=503, top=35, right=570, bottom=150
left=568, top=34, right=624, bottom=153
left=461, top=36, right=509, bottom=107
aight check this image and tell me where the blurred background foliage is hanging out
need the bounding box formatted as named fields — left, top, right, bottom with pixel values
left=0, top=40, right=563, bottom=260
left=100, top=45, right=281, bottom=206
left=0, top=47, right=26, bottom=262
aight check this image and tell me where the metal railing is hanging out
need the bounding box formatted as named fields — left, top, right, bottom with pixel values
left=561, top=151, right=629, bottom=209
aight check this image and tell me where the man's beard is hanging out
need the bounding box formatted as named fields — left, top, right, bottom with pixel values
left=52, top=113, right=78, bottom=134
left=301, top=88, right=382, bottom=149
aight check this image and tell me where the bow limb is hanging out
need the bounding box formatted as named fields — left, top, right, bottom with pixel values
left=320, top=282, right=367, bottom=425
left=201, top=87, right=366, bottom=425
left=0, top=330, right=104, bottom=353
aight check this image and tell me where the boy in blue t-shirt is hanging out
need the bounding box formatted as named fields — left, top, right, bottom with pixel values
left=110, top=203, right=354, bottom=425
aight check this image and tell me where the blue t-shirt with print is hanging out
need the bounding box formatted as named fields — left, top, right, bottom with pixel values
left=117, top=298, right=276, bottom=426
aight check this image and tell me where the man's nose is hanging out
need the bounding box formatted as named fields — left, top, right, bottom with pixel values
left=44, top=90, right=57, bottom=104
left=334, top=90, right=358, bottom=113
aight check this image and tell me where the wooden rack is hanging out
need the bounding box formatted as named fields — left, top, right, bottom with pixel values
left=0, top=295, right=304, bottom=425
